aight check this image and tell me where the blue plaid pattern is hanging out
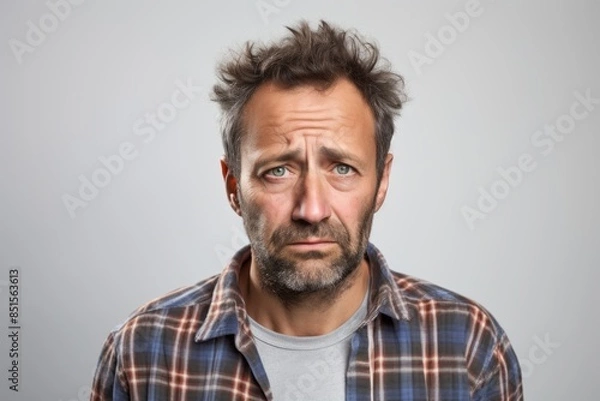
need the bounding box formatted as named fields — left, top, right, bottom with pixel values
left=90, top=243, right=523, bottom=400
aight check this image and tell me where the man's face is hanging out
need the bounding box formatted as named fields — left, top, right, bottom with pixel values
left=223, top=78, right=392, bottom=300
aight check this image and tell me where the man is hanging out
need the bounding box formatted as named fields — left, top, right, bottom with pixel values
left=90, top=20, right=523, bottom=400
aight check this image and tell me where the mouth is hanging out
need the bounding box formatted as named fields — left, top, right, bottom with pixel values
left=287, top=239, right=336, bottom=249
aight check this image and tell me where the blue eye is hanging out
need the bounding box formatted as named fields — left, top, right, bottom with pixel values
left=335, top=164, right=352, bottom=175
left=268, top=166, right=287, bottom=177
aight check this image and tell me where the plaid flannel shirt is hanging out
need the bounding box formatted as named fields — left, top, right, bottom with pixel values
left=90, top=242, right=523, bottom=400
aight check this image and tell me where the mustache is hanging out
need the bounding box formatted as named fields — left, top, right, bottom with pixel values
left=269, top=222, right=350, bottom=247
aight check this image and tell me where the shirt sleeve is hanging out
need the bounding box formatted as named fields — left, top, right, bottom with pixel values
left=90, top=331, right=130, bottom=401
left=472, top=331, right=524, bottom=401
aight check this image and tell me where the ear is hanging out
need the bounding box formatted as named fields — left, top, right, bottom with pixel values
left=220, top=156, right=242, bottom=216
left=374, top=153, right=393, bottom=213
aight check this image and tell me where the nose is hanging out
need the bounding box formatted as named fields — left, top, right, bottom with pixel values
left=291, top=171, right=331, bottom=225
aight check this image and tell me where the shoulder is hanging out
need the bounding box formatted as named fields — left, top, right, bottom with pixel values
left=388, top=271, right=523, bottom=395
left=368, top=243, right=507, bottom=337
left=392, top=270, right=481, bottom=306
left=389, top=271, right=522, bottom=383
left=130, top=274, right=220, bottom=316
left=103, top=245, right=252, bottom=350
left=391, top=270, right=507, bottom=338
left=91, top=274, right=229, bottom=397
left=106, top=274, right=221, bottom=345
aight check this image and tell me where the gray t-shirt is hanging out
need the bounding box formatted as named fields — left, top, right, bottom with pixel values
left=248, top=293, right=369, bottom=401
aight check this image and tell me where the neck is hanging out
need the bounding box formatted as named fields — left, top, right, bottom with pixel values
left=240, top=257, right=370, bottom=336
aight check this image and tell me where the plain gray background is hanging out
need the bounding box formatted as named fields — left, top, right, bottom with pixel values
left=1, top=0, right=599, bottom=399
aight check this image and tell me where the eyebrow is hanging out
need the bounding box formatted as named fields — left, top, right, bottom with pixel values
left=253, top=146, right=363, bottom=171
left=318, top=146, right=360, bottom=165
left=254, top=149, right=302, bottom=172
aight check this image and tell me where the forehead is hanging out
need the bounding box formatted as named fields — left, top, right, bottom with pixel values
left=240, top=78, right=376, bottom=155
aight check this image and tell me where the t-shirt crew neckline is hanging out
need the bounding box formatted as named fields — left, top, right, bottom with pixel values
left=248, top=287, right=370, bottom=351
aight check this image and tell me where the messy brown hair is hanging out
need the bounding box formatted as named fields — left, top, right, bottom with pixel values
left=211, top=20, right=407, bottom=181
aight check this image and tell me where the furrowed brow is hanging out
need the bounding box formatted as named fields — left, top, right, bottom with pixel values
left=319, top=146, right=362, bottom=166
left=254, top=149, right=303, bottom=171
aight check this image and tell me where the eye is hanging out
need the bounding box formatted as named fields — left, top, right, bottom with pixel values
left=266, top=166, right=287, bottom=177
left=334, top=164, right=353, bottom=175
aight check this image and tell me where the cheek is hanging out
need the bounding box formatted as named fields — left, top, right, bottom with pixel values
left=263, top=198, right=293, bottom=228
left=332, top=192, right=367, bottom=218
left=241, top=191, right=292, bottom=228
left=331, top=192, right=376, bottom=233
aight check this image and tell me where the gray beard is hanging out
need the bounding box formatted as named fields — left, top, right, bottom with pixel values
left=240, top=193, right=376, bottom=307
left=252, top=239, right=367, bottom=307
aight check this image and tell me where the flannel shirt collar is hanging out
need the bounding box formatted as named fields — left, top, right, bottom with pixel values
left=195, top=242, right=411, bottom=343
